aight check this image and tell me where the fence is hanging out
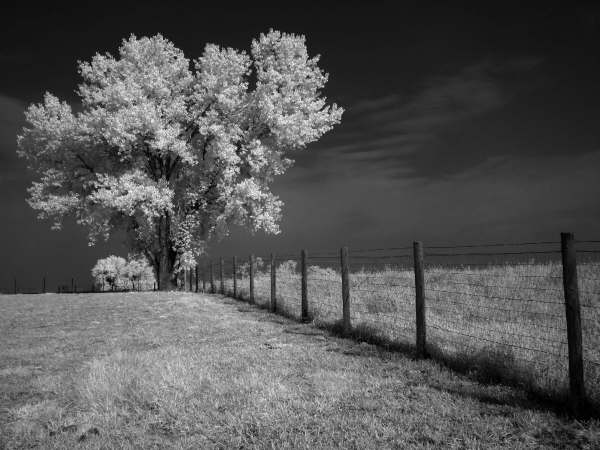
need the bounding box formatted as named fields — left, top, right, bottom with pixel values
left=182, top=232, right=599, bottom=416
left=5, top=276, right=87, bottom=294
left=4, top=276, right=157, bottom=294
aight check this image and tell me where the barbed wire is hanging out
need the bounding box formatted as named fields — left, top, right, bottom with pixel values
left=350, top=246, right=413, bottom=253
left=353, top=281, right=415, bottom=289
left=426, top=241, right=560, bottom=249
left=426, top=270, right=564, bottom=280
left=427, top=278, right=563, bottom=296
left=308, top=277, right=343, bottom=284
left=425, top=287, right=565, bottom=310
left=426, top=312, right=567, bottom=345
left=425, top=294, right=564, bottom=318
left=425, top=250, right=562, bottom=257
left=427, top=323, right=566, bottom=358
left=350, top=254, right=412, bottom=260
left=427, top=333, right=567, bottom=370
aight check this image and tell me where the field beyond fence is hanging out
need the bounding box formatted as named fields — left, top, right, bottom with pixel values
left=183, top=233, right=600, bottom=416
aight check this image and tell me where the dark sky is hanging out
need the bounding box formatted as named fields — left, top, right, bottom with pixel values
left=1, top=2, right=600, bottom=292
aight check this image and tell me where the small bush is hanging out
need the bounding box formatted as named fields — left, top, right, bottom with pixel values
left=92, top=255, right=155, bottom=291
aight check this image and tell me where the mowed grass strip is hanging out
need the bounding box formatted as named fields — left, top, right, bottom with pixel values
left=234, top=261, right=600, bottom=407
left=0, top=292, right=599, bottom=448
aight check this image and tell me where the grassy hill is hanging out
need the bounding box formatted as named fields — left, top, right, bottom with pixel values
left=1, top=292, right=599, bottom=448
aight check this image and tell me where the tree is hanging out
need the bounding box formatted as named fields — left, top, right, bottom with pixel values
left=124, top=256, right=155, bottom=291
left=91, top=255, right=127, bottom=291
left=92, top=255, right=155, bottom=291
left=17, top=31, right=343, bottom=290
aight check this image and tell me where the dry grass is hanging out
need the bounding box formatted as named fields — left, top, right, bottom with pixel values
left=229, top=261, right=600, bottom=410
left=1, top=291, right=600, bottom=448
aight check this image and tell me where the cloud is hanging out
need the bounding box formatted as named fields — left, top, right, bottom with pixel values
left=295, top=57, right=544, bottom=182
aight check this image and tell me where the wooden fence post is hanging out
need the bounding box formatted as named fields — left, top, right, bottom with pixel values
left=270, top=253, right=277, bottom=313
left=249, top=254, right=255, bottom=304
left=301, top=249, right=308, bottom=321
left=202, top=264, right=206, bottom=293
left=219, top=257, right=224, bottom=295
left=195, top=265, right=199, bottom=293
left=72, top=278, right=75, bottom=293
left=189, top=268, right=193, bottom=292
left=42, top=276, right=46, bottom=294
left=413, top=241, right=427, bottom=358
left=14, top=277, right=16, bottom=294
left=210, top=261, right=215, bottom=294
left=561, top=232, right=586, bottom=415
left=153, top=282, right=156, bottom=291
left=340, top=246, right=351, bottom=335
left=233, top=256, right=238, bottom=299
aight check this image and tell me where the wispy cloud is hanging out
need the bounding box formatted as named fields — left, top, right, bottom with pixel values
left=296, top=57, right=544, bottom=181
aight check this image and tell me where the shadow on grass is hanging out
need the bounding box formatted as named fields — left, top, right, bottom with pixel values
left=424, top=341, right=584, bottom=417
left=215, top=292, right=598, bottom=419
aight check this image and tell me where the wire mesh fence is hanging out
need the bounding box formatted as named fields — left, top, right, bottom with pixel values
left=196, top=233, right=599, bottom=415
left=422, top=243, right=570, bottom=405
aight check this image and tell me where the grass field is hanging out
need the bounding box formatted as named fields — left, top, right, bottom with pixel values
left=227, top=261, right=600, bottom=409
left=1, top=291, right=599, bottom=448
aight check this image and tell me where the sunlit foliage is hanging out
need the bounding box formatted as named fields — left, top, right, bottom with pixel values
left=17, top=31, right=342, bottom=288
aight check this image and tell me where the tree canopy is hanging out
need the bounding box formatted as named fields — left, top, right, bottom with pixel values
left=17, top=31, right=343, bottom=289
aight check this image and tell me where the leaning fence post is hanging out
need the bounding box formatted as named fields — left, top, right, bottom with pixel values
left=413, top=241, right=427, bottom=358
left=233, top=256, right=238, bottom=299
left=210, top=261, right=215, bottom=294
left=561, top=232, right=586, bottom=415
left=249, top=254, right=255, bottom=304
left=219, top=257, right=224, bottom=295
left=340, top=246, right=351, bottom=335
left=270, top=253, right=277, bottom=312
left=301, top=249, right=308, bottom=321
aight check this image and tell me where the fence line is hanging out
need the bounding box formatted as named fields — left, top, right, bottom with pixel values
left=6, top=233, right=599, bottom=416
left=187, top=232, right=600, bottom=417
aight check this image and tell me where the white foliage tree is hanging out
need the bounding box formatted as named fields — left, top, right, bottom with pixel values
left=124, top=256, right=155, bottom=290
left=17, top=31, right=343, bottom=289
left=92, top=255, right=155, bottom=291
left=91, top=255, right=128, bottom=291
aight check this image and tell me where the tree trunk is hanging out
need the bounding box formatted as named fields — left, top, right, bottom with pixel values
left=158, top=258, right=177, bottom=291
left=155, top=213, right=178, bottom=291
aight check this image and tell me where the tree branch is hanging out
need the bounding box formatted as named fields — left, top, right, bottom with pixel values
left=166, top=156, right=181, bottom=180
